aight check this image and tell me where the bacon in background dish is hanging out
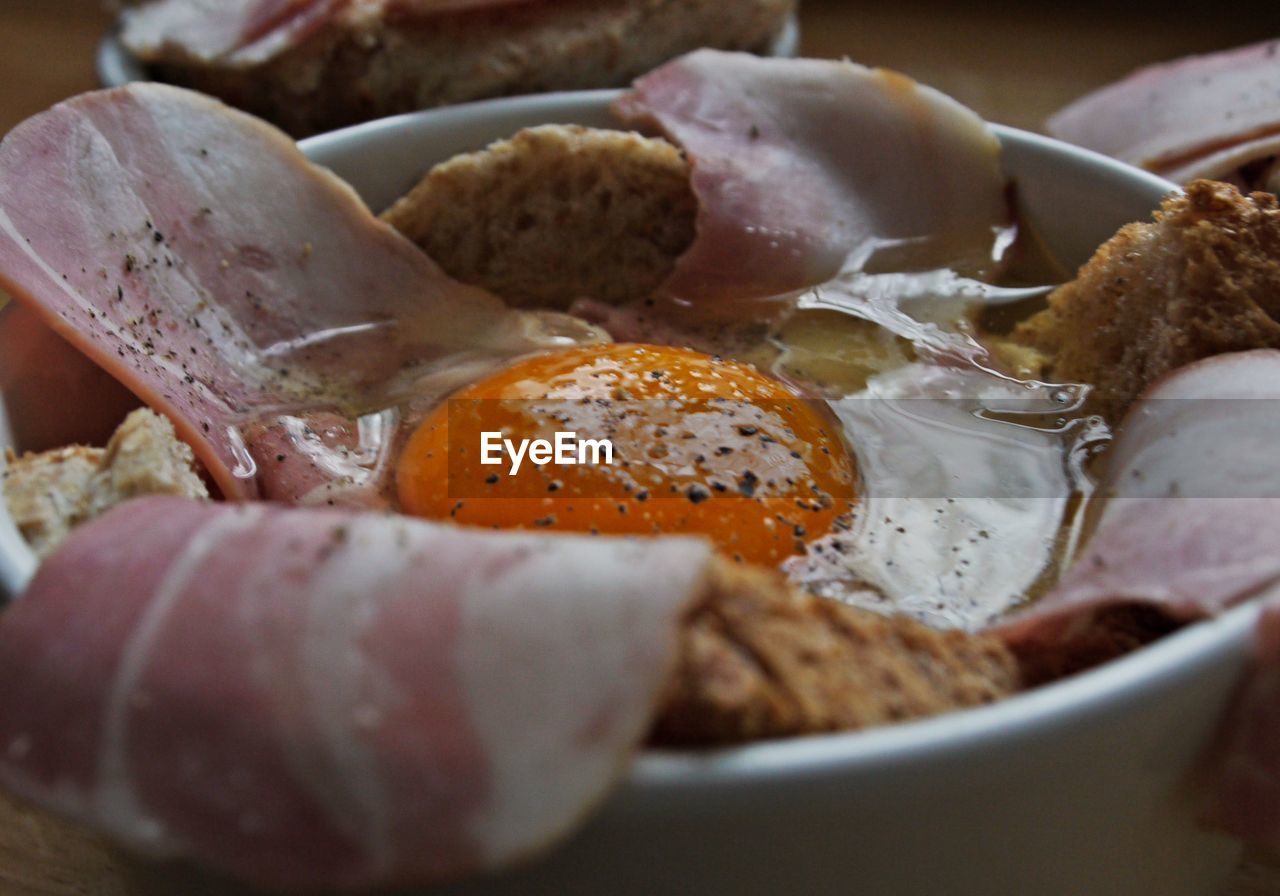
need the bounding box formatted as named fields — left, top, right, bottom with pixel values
left=120, top=0, right=546, bottom=67
left=118, top=0, right=797, bottom=137
left=1048, top=39, right=1280, bottom=189
left=120, top=0, right=343, bottom=66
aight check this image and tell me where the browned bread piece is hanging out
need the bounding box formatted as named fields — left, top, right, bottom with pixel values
left=3, top=409, right=208, bottom=557
left=125, top=0, right=796, bottom=138
left=653, top=559, right=1021, bottom=745
left=2, top=445, right=102, bottom=558
left=1002, top=603, right=1184, bottom=689
left=1015, top=180, right=1280, bottom=419
left=382, top=124, right=697, bottom=309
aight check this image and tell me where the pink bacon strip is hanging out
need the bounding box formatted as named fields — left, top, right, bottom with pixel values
left=0, top=496, right=712, bottom=889
left=998, top=350, right=1280, bottom=645
left=0, top=302, right=139, bottom=452
left=0, top=84, right=547, bottom=501
left=612, top=50, right=1009, bottom=306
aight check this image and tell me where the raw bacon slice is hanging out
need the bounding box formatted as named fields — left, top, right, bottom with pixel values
left=998, top=350, right=1280, bottom=655
left=0, top=496, right=712, bottom=890
left=0, top=303, right=139, bottom=452
left=0, top=84, right=581, bottom=502
left=1048, top=40, right=1280, bottom=184
left=612, top=50, right=1008, bottom=306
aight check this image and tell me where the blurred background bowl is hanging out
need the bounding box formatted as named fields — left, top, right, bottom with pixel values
left=95, top=11, right=801, bottom=90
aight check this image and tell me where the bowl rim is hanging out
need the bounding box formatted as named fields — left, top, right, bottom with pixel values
left=630, top=601, right=1258, bottom=788
left=3, top=84, right=1242, bottom=797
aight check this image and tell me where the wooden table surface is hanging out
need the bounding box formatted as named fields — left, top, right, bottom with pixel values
left=3, top=1, right=1280, bottom=894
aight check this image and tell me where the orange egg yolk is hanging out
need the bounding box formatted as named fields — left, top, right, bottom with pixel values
left=396, top=343, right=858, bottom=566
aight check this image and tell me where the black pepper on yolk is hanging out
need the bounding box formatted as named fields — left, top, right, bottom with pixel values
left=396, top=343, right=858, bottom=565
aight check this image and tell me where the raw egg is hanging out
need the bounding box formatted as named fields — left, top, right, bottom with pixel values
left=396, top=343, right=858, bottom=565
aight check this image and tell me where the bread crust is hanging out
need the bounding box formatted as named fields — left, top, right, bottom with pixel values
left=3, top=409, right=208, bottom=557
left=382, top=124, right=696, bottom=308
left=653, top=559, right=1021, bottom=745
left=1016, top=180, right=1280, bottom=418
left=127, top=0, right=797, bottom=137
left=2, top=445, right=103, bottom=559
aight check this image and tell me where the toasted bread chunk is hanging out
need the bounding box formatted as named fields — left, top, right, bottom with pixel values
left=1003, top=603, right=1184, bottom=688
left=3, top=409, right=208, bottom=557
left=79, top=407, right=210, bottom=520
left=382, top=125, right=696, bottom=309
left=653, top=559, right=1021, bottom=745
left=2, top=445, right=103, bottom=558
left=1016, top=181, right=1280, bottom=417
left=127, top=0, right=796, bottom=137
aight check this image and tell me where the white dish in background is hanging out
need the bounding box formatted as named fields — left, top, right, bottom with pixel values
left=95, top=30, right=146, bottom=86
left=94, top=12, right=802, bottom=89
left=0, top=91, right=1247, bottom=896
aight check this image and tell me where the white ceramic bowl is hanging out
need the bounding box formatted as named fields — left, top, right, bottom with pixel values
left=1, top=92, right=1254, bottom=896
